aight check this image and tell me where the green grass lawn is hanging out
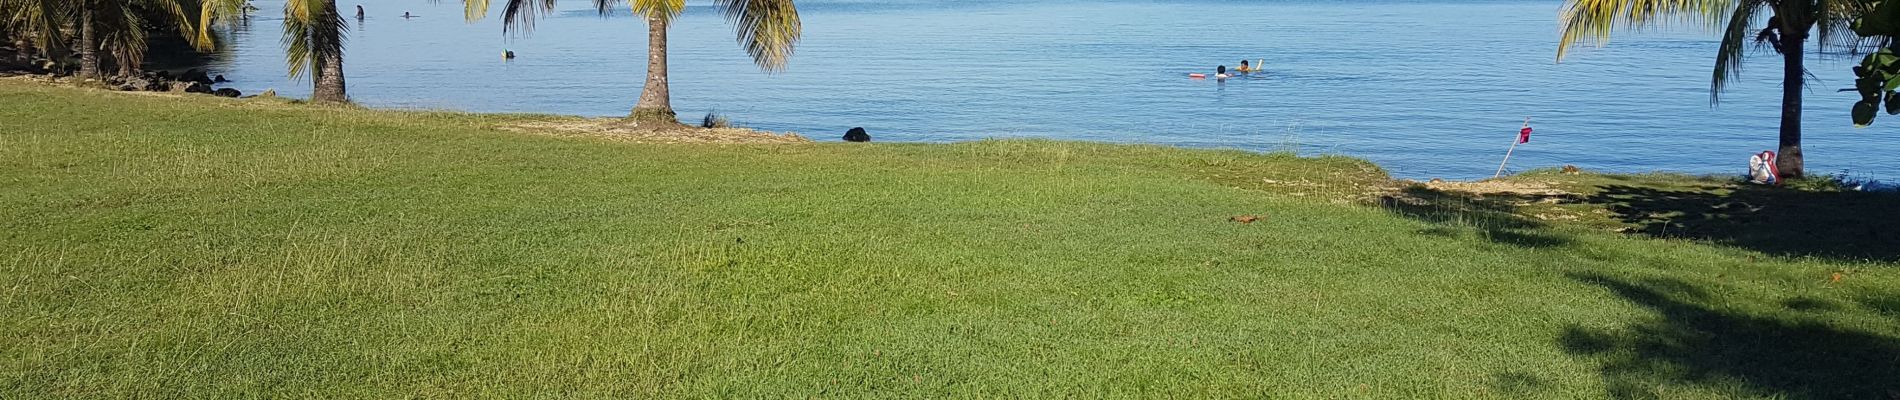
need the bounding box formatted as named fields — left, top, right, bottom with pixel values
left=2, top=81, right=1896, bottom=398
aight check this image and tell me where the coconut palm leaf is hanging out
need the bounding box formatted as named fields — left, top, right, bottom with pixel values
left=95, top=0, right=150, bottom=74
left=721, top=0, right=799, bottom=71
left=195, top=0, right=248, bottom=50
left=1556, top=0, right=1737, bottom=61
left=1, top=0, right=70, bottom=51
left=462, top=0, right=557, bottom=35
left=102, top=0, right=200, bottom=72
left=625, top=0, right=683, bottom=20
left=282, top=0, right=345, bottom=80
left=1711, top=0, right=1770, bottom=101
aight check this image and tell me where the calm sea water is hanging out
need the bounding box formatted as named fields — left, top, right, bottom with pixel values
left=209, top=0, right=1898, bottom=180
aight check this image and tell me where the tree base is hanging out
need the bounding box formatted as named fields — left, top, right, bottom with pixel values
left=628, top=107, right=680, bottom=127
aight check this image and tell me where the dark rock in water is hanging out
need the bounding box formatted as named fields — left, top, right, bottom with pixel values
left=212, top=88, right=241, bottom=98
left=116, top=75, right=164, bottom=92
left=178, top=68, right=212, bottom=84
left=213, top=74, right=228, bottom=83
left=170, top=81, right=211, bottom=94
left=843, top=127, right=870, bottom=142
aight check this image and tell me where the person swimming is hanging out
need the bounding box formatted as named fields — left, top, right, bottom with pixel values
left=1215, top=65, right=1231, bottom=79
left=355, top=5, right=365, bottom=19
left=402, top=11, right=416, bottom=18
left=1238, top=60, right=1251, bottom=72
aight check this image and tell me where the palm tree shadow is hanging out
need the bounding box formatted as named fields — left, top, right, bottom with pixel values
left=1583, top=184, right=1900, bottom=262
left=1563, top=272, right=1900, bottom=399
left=1378, top=186, right=1572, bottom=248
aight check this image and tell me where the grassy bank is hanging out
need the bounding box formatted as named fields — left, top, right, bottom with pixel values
left=2, top=82, right=1895, bottom=398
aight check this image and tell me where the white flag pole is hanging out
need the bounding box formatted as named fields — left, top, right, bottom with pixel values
left=1493, top=117, right=1530, bottom=178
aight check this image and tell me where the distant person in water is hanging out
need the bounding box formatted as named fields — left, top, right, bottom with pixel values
left=1215, top=65, right=1231, bottom=79
left=1238, top=60, right=1251, bottom=72
left=355, top=5, right=364, bottom=19
left=402, top=11, right=416, bottom=18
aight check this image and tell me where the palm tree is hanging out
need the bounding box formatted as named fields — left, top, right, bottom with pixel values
left=2, top=0, right=201, bottom=79
left=1557, top=0, right=1860, bottom=179
left=201, top=0, right=348, bottom=102
left=464, top=0, right=801, bottom=124
left=1, top=0, right=66, bottom=64
left=92, top=0, right=202, bottom=77
left=282, top=0, right=347, bottom=102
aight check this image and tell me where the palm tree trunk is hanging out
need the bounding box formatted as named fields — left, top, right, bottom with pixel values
left=631, top=15, right=676, bottom=124
left=311, top=0, right=347, bottom=103
left=1776, top=32, right=1805, bottom=179
left=78, top=6, right=99, bottom=80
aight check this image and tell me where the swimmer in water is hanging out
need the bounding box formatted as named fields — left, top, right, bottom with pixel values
left=402, top=11, right=416, bottom=18
left=1238, top=60, right=1251, bottom=73
left=1215, top=65, right=1231, bottom=79
left=355, top=5, right=365, bottom=19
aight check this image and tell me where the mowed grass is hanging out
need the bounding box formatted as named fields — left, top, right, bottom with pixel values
left=1, top=81, right=1896, bottom=398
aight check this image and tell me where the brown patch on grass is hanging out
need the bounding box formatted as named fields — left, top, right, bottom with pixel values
left=499, top=118, right=810, bottom=144
left=1423, top=179, right=1573, bottom=197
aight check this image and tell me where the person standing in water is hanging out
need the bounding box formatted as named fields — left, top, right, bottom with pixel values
left=1215, top=65, right=1231, bottom=79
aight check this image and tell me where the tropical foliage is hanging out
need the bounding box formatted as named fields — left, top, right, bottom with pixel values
left=464, top=0, right=800, bottom=123
left=199, top=0, right=349, bottom=102
left=1, top=0, right=207, bottom=78
left=1849, top=0, right=1900, bottom=126
left=1556, top=0, right=1865, bottom=179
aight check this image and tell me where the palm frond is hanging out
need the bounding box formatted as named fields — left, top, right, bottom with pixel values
left=593, top=0, right=621, bottom=16
left=283, top=0, right=346, bottom=80
left=465, top=0, right=557, bottom=35
left=630, top=0, right=683, bottom=20
left=96, top=0, right=149, bottom=74
left=2, top=0, right=68, bottom=51
left=1557, top=0, right=1738, bottom=61
left=1813, top=0, right=1870, bottom=52
left=196, top=0, right=247, bottom=50
left=721, top=0, right=799, bottom=71
left=133, top=0, right=198, bottom=48
left=1712, top=0, right=1769, bottom=102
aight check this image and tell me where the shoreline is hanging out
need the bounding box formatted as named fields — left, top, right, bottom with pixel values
left=4, top=76, right=1889, bottom=190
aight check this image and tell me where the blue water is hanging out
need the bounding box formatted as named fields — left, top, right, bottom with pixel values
left=210, top=0, right=1899, bottom=180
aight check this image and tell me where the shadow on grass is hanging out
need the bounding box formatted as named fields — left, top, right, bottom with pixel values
left=1488, top=371, right=1553, bottom=396
left=1564, top=272, right=1900, bottom=399
left=1582, top=184, right=1900, bottom=262
left=1863, top=294, right=1900, bottom=318
left=1379, top=186, right=1572, bottom=248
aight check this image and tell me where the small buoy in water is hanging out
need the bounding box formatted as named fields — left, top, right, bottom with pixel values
left=1188, top=73, right=1206, bottom=79
left=503, top=50, right=516, bottom=60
